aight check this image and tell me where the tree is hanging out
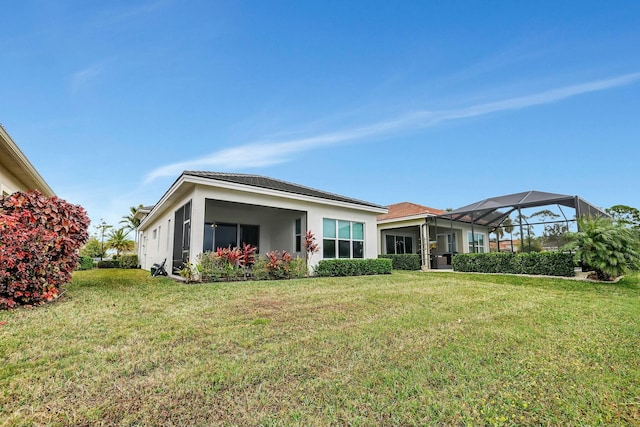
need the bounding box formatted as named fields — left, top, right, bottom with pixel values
left=513, top=213, right=537, bottom=252
left=107, top=227, right=134, bottom=256
left=121, top=204, right=144, bottom=248
left=80, top=236, right=106, bottom=259
left=564, top=216, right=640, bottom=281
left=605, top=205, right=640, bottom=229
left=530, top=209, right=569, bottom=249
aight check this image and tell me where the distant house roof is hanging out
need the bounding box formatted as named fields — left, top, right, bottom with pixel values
left=0, top=124, right=54, bottom=197
left=377, top=202, right=445, bottom=221
left=489, top=240, right=520, bottom=251
left=184, top=171, right=386, bottom=210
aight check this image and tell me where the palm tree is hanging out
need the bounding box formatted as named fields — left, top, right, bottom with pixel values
left=564, top=216, right=640, bottom=281
left=121, top=204, right=144, bottom=249
left=107, top=228, right=135, bottom=257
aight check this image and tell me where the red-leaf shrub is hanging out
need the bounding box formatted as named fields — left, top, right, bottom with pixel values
left=265, top=250, right=292, bottom=279
left=0, top=191, right=89, bottom=309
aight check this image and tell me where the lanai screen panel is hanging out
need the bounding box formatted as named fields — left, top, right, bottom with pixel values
left=439, top=190, right=607, bottom=228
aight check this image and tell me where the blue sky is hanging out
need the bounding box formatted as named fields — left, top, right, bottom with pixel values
left=2, top=1, right=639, bottom=232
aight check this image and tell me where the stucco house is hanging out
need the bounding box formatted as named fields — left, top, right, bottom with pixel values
left=137, top=171, right=387, bottom=274
left=0, top=124, right=54, bottom=197
left=377, top=202, right=490, bottom=269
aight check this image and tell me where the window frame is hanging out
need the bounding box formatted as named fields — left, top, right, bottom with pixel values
left=322, top=218, right=365, bottom=259
left=385, top=234, right=414, bottom=254
left=467, top=232, right=486, bottom=253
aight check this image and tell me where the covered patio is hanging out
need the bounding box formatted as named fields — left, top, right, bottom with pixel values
left=434, top=190, right=608, bottom=256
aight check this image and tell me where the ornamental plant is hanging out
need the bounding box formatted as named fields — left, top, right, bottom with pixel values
left=212, top=247, right=241, bottom=280
left=265, top=250, right=292, bottom=279
left=563, top=216, right=640, bottom=281
left=0, top=190, right=90, bottom=309
left=209, top=244, right=258, bottom=281
left=303, top=230, right=319, bottom=276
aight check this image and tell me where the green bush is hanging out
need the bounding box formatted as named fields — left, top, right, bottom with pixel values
left=119, top=254, right=139, bottom=269
left=77, top=256, right=94, bottom=271
left=251, top=258, right=270, bottom=281
left=97, top=260, right=120, bottom=269
left=378, top=254, right=421, bottom=270
left=290, top=257, right=308, bottom=279
left=452, top=252, right=575, bottom=277
left=315, top=258, right=392, bottom=277
left=564, top=216, right=640, bottom=280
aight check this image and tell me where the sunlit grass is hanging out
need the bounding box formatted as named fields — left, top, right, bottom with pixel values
left=1, top=269, right=639, bottom=426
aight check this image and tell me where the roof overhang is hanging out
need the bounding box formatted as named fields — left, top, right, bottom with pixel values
left=0, top=125, right=54, bottom=197
left=140, top=172, right=387, bottom=229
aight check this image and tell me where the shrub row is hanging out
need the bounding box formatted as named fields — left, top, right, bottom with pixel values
left=77, top=256, right=95, bottom=271
left=452, top=252, right=575, bottom=277
left=315, top=258, right=392, bottom=277
left=97, top=260, right=120, bottom=269
left=119, top=254, right=139, bottom=269
left=378, top=254, right=421, bottom=270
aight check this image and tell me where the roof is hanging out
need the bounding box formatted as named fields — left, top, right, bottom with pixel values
left=0, top=124, right=54, bottom=197
left=133, top=205, right=154, bottom=221
left=437, top=190, right=608, bottom=228
left=377, top=202, right=445, bottom=221
left=184, top=171, right=386, bottom=209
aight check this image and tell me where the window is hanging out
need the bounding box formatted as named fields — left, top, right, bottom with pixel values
left=468, top=232, right=485, bottom=253
left=385, top=234, right=413, bottom=254
left=203, top=223, right=260, bottom=252
left=295, top=218, right=302, bottom=252
left=152, top=228, right=157, bottom=239
left=436, top=233, right=456, bottom=253
left=323, top=218, right=365, bottom=259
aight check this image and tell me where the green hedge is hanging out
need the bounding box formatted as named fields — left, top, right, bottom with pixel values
left=120, top=254, right=139, bottom=269
left=97, top=260, right=120, bottom=269
left=452, top=252, right=575, bottom=277
left=77, top=256, right=94, bottom=271
left=315, top=258, right=393, bottom=277
left=378, top=254, right=421, bottom=270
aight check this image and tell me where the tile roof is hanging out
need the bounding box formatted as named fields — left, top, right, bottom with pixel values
left=184, top=171, right=386, bottom=209
left=377, top=202, right=445, bottom=221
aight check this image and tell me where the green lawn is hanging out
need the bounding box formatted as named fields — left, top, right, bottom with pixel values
left=1, top=269, right=639, bottom=426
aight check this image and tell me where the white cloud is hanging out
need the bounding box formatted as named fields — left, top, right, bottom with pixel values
left=143, top=72, right=640, bottom=184
left=70, top=63, right=105, bottom=94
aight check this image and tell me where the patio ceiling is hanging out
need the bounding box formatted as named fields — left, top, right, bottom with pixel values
left=435, top=190, right=608, bottom=228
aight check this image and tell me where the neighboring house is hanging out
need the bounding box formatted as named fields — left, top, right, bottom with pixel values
left=137, top=171, right=387, bottom=274
left=0, top=124, right=54, bottom=197
left=377, top=202, right=490, bottom=269
left=489, top=239, right=520, bottom=252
